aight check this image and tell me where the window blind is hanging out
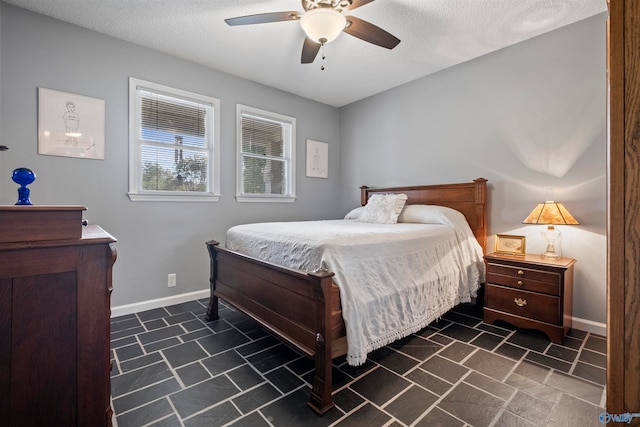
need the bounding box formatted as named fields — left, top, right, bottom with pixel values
left=140, top=90, right=207, bottom=146
left=241, top=114, right=285, bottom=157
left=240, top=113, right=289, bottom=195
left=137, top=89, right=211, bottom=192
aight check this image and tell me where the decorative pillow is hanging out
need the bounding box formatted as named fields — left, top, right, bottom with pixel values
left=397, top=204, right=464, bottom=224
left=357, top=193, right=408, bottom=224
left=344, top=206, right=364, bottom=220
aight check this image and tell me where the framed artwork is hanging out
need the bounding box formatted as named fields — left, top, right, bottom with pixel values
left=38, top=87, right=105, bottom=159
left=495, top=234, right=526, bottom=256
left=305, top=139, right=328, bottom=178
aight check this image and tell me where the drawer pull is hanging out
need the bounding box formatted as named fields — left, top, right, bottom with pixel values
left=517, top=280, right=524, bottom=286
left=514, top=298, right=527, bottom=307
left=517, top=270, right=524, bottom=276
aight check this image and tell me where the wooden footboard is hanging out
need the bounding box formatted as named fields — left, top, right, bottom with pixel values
left=205, top=241, right=347, bottom=414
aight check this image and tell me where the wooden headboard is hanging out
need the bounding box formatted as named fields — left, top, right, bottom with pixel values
left=360, top=178, right=488, bottom=253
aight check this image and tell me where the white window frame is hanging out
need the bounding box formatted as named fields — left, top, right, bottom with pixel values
left=128, top=77, right=221, bottom=202
left=236, top=104, right=296, bottom=203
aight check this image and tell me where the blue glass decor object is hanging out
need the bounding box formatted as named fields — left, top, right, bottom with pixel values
left=12, top=167, right=36, bottom=205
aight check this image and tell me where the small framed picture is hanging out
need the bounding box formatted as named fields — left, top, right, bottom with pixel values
left=38, top=87, right=105, bottom=160
left=305, top=139, right=328, bottom=178
left=495, top=234, right=526, bottom=256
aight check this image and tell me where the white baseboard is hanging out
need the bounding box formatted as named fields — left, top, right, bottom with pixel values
left=111, top=289, right=210, bottom=318
left=572, top=316, right=607, bottom=337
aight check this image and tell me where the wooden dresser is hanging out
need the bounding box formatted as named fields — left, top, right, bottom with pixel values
left=0, top=206, right=116, bottom=426
left=483, top=253, right=575, bottom=344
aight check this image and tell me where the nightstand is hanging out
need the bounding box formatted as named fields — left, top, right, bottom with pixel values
left=483, top=253, right=576, bottom=344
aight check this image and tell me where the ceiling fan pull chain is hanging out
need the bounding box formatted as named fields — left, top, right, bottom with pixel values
left=321, top=42, right=326, bottom=70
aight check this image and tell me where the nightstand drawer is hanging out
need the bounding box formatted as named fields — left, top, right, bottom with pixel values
left=486, top=262, right=560, bottom=295
left=485, top=284, right=560, bottom=325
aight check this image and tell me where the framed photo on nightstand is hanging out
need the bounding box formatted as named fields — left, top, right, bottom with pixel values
left=494, top=234, right=526, bottom=256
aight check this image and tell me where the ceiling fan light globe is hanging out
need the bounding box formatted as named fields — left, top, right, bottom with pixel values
left=300, top=8, right=346, bottom=44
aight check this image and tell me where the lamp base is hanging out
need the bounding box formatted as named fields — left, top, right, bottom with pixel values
left=540, top=225, right=561, bottom=260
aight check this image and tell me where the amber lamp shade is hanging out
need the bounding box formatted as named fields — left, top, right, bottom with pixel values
left=523, top=201, right=579, bottom=260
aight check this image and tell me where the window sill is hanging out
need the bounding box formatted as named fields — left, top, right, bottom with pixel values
left=235, top=195, right=296, bottom=203
left=128, top=192, right=221, bottom=202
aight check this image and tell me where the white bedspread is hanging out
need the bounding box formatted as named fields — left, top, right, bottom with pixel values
left=226, top=218, right=484, bottom=366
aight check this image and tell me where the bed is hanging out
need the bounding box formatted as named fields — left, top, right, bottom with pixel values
left=205, top=178, right=488, bottom=414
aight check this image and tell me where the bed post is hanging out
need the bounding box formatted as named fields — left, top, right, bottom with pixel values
left=205, top=240, right=220, bottom=322
left=473, top=178, right=488, bottom=308
left=360, top=186, right=370, bottom=206
left=307, top=269, right=336, bottom=415
left=474, top=178, right=488, bottom=254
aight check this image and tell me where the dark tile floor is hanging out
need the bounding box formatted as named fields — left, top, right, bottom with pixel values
left=110, top=299, right=606, bottom=427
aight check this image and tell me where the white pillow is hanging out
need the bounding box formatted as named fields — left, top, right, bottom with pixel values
left=344, top=206, right=364, bottom=220
left=357, top=193, right=408, bottom=224
left=397, top=204, right=465, bottom=224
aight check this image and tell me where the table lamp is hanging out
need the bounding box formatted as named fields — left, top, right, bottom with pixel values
left=523, top=200, right=579, bottom=260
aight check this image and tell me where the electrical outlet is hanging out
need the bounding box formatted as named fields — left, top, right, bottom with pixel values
left=168, top=273, right=176, bottom=287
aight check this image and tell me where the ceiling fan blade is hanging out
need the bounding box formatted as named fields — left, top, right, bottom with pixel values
left=344, top=16, right=400, bottom=49
left=301, top=37, right=321, bottom=63
left=225, top=11, right=299, bottom=26
left=347, top=0, right=376, bottom=10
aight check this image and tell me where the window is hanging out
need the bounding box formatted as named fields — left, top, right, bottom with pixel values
left=128, top=78, right=220, bottom=202
left=236, top=105, right=296, bottom=202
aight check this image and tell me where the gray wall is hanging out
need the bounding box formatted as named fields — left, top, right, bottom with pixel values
left=338, top=14, right=607, bottom=324
left=0, top=3, right=341, bottom=307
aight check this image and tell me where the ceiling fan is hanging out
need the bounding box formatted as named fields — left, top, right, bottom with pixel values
left=225, top=0, right=401, bottom=64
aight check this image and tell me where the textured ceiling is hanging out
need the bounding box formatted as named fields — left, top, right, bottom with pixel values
left=4, top=0, right=608, bottom=107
